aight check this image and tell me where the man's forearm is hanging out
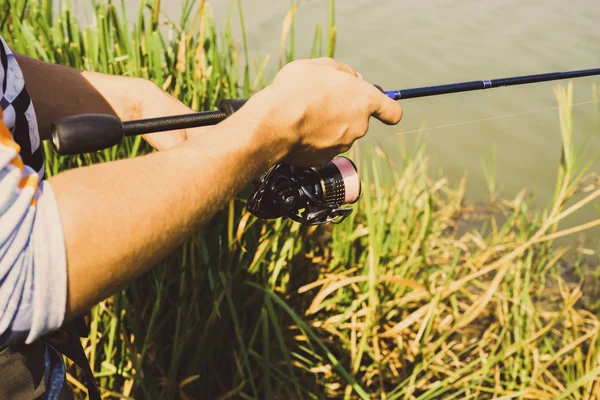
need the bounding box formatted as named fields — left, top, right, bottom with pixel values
left=50, top=95, right=288, bottom=320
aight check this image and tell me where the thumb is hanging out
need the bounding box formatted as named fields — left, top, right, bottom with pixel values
left=367, top=85, right=403, bottom=125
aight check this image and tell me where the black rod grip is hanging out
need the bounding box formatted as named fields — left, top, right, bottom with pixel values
left=121, top=99, right=249, bottom=137
left=122, top=110, right=228, bottom=136
left=50, top=98, right=248, bottom=155
left=51, top=114, right=124, bottom=155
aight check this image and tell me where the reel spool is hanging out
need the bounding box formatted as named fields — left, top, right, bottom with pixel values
left=247, top=156, right=360, bottom=226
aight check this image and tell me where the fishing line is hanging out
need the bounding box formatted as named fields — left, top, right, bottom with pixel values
left=396, top=99, right=600, bottom=136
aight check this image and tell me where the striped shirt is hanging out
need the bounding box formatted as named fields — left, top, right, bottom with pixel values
left=0, top=35, right=67, bottom=398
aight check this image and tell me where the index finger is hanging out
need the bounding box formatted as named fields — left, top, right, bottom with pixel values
left=365, top=83, right=403, bottom=125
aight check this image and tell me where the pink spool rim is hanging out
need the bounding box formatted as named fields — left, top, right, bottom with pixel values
left=332, top=157, right=361, bottom=204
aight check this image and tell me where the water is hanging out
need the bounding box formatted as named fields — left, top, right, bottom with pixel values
left=76, top=0, right=600, bottom=239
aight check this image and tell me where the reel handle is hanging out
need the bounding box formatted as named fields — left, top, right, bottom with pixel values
left=51, top=99, right=247, bottom=155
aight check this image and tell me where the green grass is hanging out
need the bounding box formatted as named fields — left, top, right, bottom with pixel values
left=3, top=0, right=600, bottom=398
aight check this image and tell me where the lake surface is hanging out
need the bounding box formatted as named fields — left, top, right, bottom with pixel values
left=76, top=0, right=600, bottom=239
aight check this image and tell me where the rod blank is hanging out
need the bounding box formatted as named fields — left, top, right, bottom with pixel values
left=384, top=68, right=600, bottom=100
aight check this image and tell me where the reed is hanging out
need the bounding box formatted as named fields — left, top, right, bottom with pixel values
left=2, top=0, right=599, bottom=398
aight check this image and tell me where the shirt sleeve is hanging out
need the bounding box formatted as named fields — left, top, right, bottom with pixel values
left=0, top=111, right=67, bottom=346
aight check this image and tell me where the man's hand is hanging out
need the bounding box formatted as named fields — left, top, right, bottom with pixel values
left=239, top=57, right=403, bottom=166
left=141, top=57, right=403, bottom=157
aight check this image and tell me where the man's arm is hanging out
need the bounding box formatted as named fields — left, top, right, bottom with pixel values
left=51, top=93, right=286, bottom=319
left=11, top=57, right=402, bottom=337
left=15, top=53, right=197, bottom=150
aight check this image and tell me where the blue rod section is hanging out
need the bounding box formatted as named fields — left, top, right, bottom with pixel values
left=384, top=68, right=600, bottom=100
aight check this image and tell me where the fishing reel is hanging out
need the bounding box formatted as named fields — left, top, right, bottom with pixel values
left=247, top=156, right=361, bottom=226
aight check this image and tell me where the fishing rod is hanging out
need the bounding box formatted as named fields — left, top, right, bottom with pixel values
left=50, top=67, right=600, bottom=226
left=51, top=67, right=600, bottom=156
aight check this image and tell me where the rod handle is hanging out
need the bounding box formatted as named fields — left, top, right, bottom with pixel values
left=51, top=114, right=124, bottom=156
left=51, top=99, right=249, bottom=156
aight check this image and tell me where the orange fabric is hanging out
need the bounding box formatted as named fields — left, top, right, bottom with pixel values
left=18, top=174, right=38, bottom=189
left=0, top=106, right=39, bottom=205
left=11, top=156, right=24, bottom=172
